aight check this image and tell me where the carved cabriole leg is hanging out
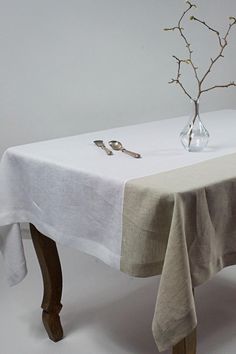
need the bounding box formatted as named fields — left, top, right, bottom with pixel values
left=30, top=224, right=63, bottom=342
left=172, top=328, right=197, bottom=354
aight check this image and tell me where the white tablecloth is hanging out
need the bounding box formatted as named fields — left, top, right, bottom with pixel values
left=0, top=109, right=236, bottom=286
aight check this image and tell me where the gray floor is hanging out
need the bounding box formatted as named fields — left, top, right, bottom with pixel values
left=1, top=240, right=236, bottom=354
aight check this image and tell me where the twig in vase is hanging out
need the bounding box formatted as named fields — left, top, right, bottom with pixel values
left=164, top=2, right=236, bottom=149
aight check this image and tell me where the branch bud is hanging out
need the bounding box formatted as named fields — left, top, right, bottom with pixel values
left=229, top=16, right=236, bottom=24
left=186, top=1, right=197, bottom=8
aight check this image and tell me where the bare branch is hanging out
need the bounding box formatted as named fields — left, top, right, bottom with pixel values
left=177, top=2, right=200, bottom=88
left=177, top=81, right=193, bottom=100
left=199, top=18, right=236, bottom=89
left=169, top=55, right=193, bottom=100
left=201, top=81, right=236, bottom=94
left=163, top=27, right=179, bottom=31
left=165, top=2, right=236, bottom=102
left=190, top=16, right=222, bottom=46
left=164, top=1, right=200, bottom=100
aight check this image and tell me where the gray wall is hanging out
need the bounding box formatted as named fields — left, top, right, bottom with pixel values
left=1, top=0, right=236, bottom=156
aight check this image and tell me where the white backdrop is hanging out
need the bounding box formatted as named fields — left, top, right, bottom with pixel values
left=0, top=0, right=236, bottom=156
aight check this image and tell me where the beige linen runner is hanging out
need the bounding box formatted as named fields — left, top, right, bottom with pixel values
left=121, top=153, right=236, bottom=351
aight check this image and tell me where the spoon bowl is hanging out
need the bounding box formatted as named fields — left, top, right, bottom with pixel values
left=109, top=140, right=141, bottom=158
left=109, top=141, right=123, bottom=151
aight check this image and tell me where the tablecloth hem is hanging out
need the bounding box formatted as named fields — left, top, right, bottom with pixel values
left=192, top=253, right=236, bottom=287
left=120, top=258, right=163, bottom=278
left=152, top=308, right=197, bottom=352
left=29, top=219, right=121, bottom=271
left=0, top=211, right=121, bottom=282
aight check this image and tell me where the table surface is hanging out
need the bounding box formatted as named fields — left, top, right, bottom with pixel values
left=1, top=109, right=236, bottom=352
left=6, top=109, right=236, bottom=181
left=1, top=109, right=235, bottom=271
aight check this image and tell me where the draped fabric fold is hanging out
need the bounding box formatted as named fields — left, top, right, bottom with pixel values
left=121, top=154, right=236, bottom=351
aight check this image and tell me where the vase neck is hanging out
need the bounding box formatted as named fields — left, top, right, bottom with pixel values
left=188, top=100, right=200, bottom=125
left=192, top=99, right=200, bottom=117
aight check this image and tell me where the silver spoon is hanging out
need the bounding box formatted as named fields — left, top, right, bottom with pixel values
left=94, top=140, right=113, bottom=155
left=109, top=141, right=141, bottom=158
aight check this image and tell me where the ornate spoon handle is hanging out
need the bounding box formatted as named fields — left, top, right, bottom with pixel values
left=122, top=148, right=141, bottom=158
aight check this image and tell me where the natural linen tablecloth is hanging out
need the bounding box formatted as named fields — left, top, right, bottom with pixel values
left=1, top=109, right=236, bottom=351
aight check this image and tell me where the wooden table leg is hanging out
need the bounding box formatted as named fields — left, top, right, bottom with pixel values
left=30, top=224, right=63, bottom=342
left=29, top=223, right=197, bottom=351
left=172, top=328, right=197, bottom=354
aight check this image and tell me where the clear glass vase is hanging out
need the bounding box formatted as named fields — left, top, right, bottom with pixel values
left=180, top=99, right=209, bottom=152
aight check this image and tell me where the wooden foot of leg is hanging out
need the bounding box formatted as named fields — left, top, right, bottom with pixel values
left=30, top=224, right=63, bottom=342
left=172, top=328, right=197, bottom=354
